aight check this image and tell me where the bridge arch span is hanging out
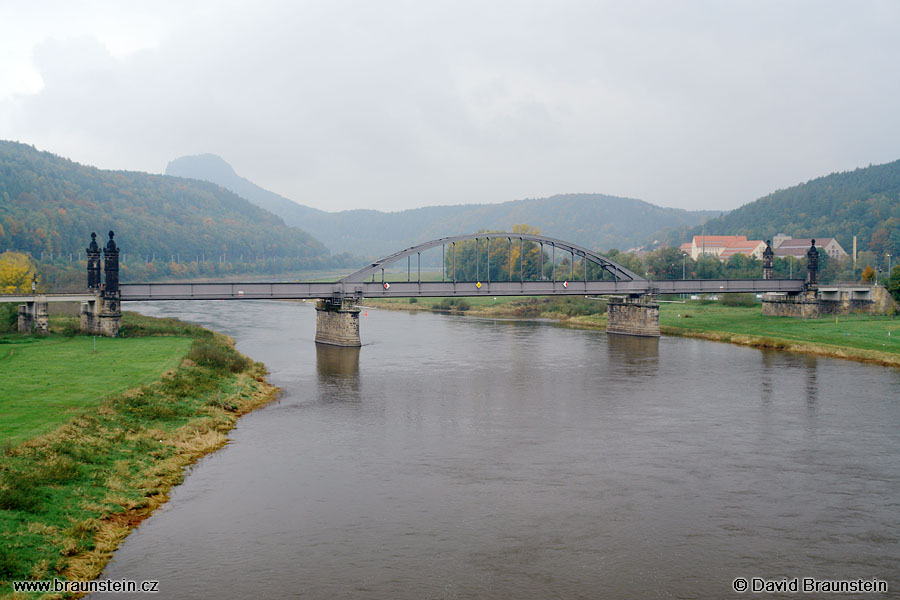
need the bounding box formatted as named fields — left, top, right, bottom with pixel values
left=339, top=232, right=645, bottom=283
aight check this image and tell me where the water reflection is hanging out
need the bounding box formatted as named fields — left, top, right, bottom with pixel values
left=315, top=343, right=360, bottom=401
left=759, top=349, right=777, bottom=405
left=803, top=354, right=818, bottom=412
left=606, top=333, right=659, bottom=377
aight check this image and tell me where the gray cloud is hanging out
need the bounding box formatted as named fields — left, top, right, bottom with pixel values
left=3, top=0, right=900, bottom=212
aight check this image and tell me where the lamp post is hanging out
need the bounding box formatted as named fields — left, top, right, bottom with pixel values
left=31, top=272, right=36, bottom=294
left=888, top=253, right=892, bottom=276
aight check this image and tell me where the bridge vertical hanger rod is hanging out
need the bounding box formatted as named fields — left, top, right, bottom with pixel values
left=571, top=250, right=575, bottom=281
left=417, top=252, right=420, bottom=283
left=520, top=238, right=524, bottom=282
left=583, top=252, right=587, bottom=283
left=381, top=268, right=385, bottom=286
left=452, top=242, right=456, bottom=283
left=539, top=243, right=543, bottom=280
left=552, top=245, right=555, bottom=282
left=487, top=238, right=491, bottom=284
left=508, top=238, right=512, bottom=282
left=476, top=237, right=479, bottom=282
left=408, top=255, right=410, bottom=283
left=442, top=245, right=445, bottom=281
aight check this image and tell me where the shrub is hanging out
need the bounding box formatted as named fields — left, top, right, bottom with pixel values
left=408, top=297, right=417, bottom=304
left=0, top=304, right=16, bottom=332
left=187, top=341, right=251, bottom=373
left=721, top=293, right=758, bottom=307
left=0, top=545, right=20, bottom=579
left=0, top=468, right=40, bottom=512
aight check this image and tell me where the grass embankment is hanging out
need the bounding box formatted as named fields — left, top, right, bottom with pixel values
left=658, top=302, right=900, bottom=366
left=0, top=313, right=277, bottom=598
left=369, top=296, right=900, bottom=366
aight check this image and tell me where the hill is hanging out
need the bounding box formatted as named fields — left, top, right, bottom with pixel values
left=671, top=160, right=900, bottom=261
left=166, top=154, right=717, bottom=258
left=0, top=141, right=348, bottom=283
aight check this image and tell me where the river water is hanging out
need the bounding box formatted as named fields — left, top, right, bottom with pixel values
left=93, top=300, right=900, bottom=599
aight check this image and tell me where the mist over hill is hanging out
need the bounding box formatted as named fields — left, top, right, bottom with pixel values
left=166, top=154, right=718, bottom=258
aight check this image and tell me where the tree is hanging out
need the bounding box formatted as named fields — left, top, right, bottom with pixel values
left=0, top=251, right=38, bottom=293
left=643, top=247, right=686, bottom=280
left=442, top=226, right=549, bottom=282
left=861, top=265, right=876, bottom=283
left=888, top=265, right=900, bottom=304
left=695, top=255, right=724, bottom=279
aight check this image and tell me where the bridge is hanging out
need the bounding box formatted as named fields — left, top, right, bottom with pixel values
left=5, top=231, right=814, bottom=343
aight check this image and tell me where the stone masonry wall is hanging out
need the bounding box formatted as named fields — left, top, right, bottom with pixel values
left=315, top=301, right=361, bottom=347
left=606, top=296, right=660, bottom=337
left=761, top=292, right=820, bottom=319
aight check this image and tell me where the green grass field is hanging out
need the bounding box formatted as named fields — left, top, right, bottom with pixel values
left=0, top=314, right=273, bottom=594
left=0, top=336, right=192, bottom=446
left=658, top=302, right=900, bottom=355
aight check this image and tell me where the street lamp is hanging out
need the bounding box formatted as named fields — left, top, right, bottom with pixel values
left=31, top=272, right=36, bottom=294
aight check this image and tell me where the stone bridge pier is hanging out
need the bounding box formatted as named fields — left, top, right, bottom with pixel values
left=80, top=231, right=122, bottom=337
left=606, top=294, right=660, bottom=337
left=315, top=298, right=362, bottom=347
left=17, top=298, right=49, bottom=334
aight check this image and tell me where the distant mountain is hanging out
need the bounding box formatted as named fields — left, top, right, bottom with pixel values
left=167, top=154, right=717, bottom=258
left=0, top=141, right=344, bottom=278
left=166, top=154, right=324, bottom=224
left=670, top=160, right=900, bottom=259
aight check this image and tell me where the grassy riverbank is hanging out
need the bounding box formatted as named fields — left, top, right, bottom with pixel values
left=0, top=314, right=276, bottom=598
left=368, top=297, right=900, bottom=366
left=658, top=303, right=900, bottom=367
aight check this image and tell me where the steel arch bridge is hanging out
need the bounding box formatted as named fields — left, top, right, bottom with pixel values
left=118, top=232, right=805, bottom=301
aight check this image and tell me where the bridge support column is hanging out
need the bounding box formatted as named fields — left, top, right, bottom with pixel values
left=761, top=290, right=820, bottom=319
left=98, top=295, right=122, bottom=337
left=16, top=299, right=49, bottom=334
left=80, top=298, right=99, bottom=333
left=79, top=293, right=121, bottom=336
left=315, top=298, right=361, bottom=347
left=606, top=295, right=660, bottom=337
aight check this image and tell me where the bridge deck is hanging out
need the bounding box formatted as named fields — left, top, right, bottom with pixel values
left=117, top=279, right=805, bottom=301
left=0, top=294, right=99, bottom=303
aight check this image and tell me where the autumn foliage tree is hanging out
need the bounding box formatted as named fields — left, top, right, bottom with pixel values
left=861, top=265, right=876, bottom=283
left=0, top=251, right=38, bottom=293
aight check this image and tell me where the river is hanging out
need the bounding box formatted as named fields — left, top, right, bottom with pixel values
left=93, top=300, right=900, bottom=599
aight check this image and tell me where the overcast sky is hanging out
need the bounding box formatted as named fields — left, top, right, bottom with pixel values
left=1, top=1, right=899, bottom=213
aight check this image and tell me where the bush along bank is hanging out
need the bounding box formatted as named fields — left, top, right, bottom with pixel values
left=0, top=313, right=277, bottom=597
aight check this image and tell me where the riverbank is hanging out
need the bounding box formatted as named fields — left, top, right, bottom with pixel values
left=0, top=313, right=277, bottom=598
left=367, top=297, right=900, bottom=367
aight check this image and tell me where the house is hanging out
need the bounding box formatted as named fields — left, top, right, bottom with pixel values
left=687, top=235, right=765, bottom=261
left=773, top=237, right=847, bottom=259
left=718, top=239, right=767, bottom=260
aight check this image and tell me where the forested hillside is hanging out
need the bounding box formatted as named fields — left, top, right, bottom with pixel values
left=167, top=154, right=717, bottom=258
left=0, top=141, right=351, bottom=285
left=670, top=160, right=900, bottom=263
